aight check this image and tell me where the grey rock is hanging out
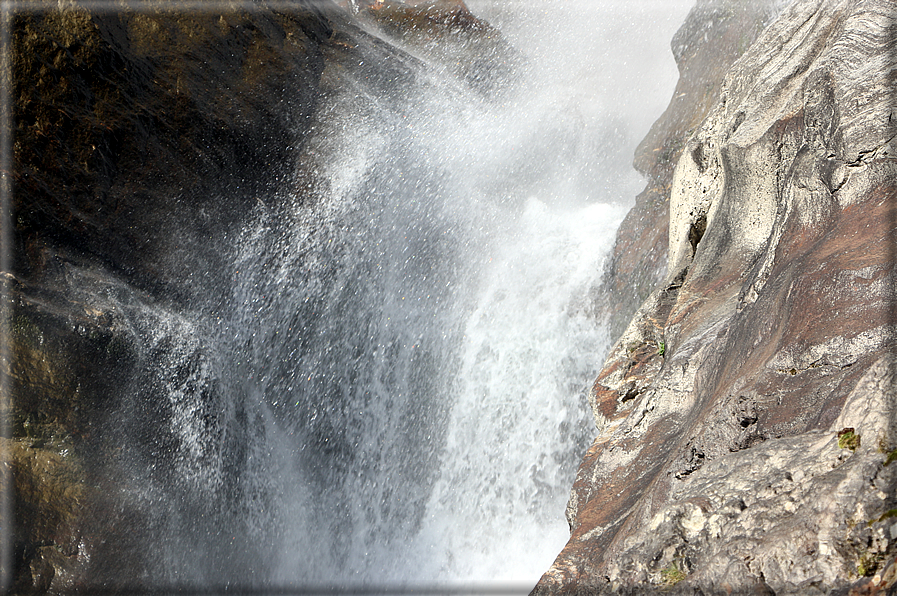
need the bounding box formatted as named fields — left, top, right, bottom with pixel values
left=535, top=0, right=897, bottom=593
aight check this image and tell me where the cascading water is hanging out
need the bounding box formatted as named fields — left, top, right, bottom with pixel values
left=96, top=0, right=692, bottom=590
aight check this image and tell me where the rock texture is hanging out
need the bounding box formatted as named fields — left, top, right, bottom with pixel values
left=597, top=0, right=783, bottom=342
left=4, top=1, right=508, bottom=592
left=348, top=0, right=521, bottom=94
left=535, top=0, right=897, bottom=594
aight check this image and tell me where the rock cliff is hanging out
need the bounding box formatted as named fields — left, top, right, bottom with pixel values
left=7, top=3, right=337, bottom=590
left=535, top=0, right=897, bottom=594
left=4, top=1, right=511, bottom=591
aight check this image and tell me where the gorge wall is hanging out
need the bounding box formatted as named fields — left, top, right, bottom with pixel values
left=536, top=0, right=897, bottom=594
left=7, top=2, right=347, bottom=589
left=5, top=0, right=526, bottom=591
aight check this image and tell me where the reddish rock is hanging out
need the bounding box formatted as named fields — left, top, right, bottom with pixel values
left=536, top=0, right=897, bottom=593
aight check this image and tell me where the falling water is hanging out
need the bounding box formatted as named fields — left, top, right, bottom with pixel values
left=96, top=0, right=693, bottom=590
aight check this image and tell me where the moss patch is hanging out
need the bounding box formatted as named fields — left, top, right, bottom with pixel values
left=838, top=428, right=861, bottom=451
left=661, top=560, right=687, bottom=586
left=884, top=448, right=897, bottom=466
left=858, top=551, right=886, bottom=577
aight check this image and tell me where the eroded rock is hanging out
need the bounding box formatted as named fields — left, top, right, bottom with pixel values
left=536, top=0, right=897, bottom=593
left=596, top=0, right=784, bottom=342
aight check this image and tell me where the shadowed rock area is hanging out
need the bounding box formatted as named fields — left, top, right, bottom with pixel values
left=4, top=1, right=513, bottom=592
left=7, top=2, right=341, bottom=590
left=535, top=0, right=897, bottom=594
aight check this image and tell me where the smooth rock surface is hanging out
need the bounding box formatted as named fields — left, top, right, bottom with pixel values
left=596, top=0, right=783, bottom=343
left=535, top=0, right=897, bottom=593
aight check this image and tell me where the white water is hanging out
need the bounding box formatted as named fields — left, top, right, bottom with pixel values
left=257, top=1, right=694, bottom=589
left=85, top=1, right=693, bottom=590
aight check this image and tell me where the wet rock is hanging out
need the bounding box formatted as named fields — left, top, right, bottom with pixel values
left=536, top=0, right=897, bottom=593
left=350, top=0, right=522, bottom=94
left=12, top=1, right=331, bottom=306
left=3, top=268, right=149, bottom=592
left=6, top=1, right=476, bottom=591
left=7, top=439, right=90, bottom=595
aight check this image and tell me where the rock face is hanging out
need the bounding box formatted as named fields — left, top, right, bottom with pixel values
left=597, top=0, right=783, bottom=342
left=348, top=0, right=521, bottom=93
left=5, top=1, right=507, bottom=592
left=7, top=3, right=333, bottom=591
left=535, top=0, right=897, bottom=594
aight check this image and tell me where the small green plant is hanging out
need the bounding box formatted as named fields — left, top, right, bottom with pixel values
left=838, top=428, right=861, bottom=451
left=657, top=340, right=666, bottom=357
left=885, top=448, right=897, bottom=466
left=660, top=560, right=686, bottom=586
left=857, top=551, right=885, bottom=577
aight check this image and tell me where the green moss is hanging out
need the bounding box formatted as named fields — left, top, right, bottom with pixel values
left=884, top=448, right=897, bottom=466
left=661, top=560, right=687, bottom=586
left=874, top=509, right=897, bottom=524
left=857, top=551, right=885, bottom=577
left=838, top=428, right=860, bottom=451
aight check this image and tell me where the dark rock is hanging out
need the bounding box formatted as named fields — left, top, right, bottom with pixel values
left=5, top=1, right=455, bottom=591
left=11, top=1, right=331, bottom=306
left=536, top=0, right=897, bottom=593
left=349, top=0, right=522, bottom=95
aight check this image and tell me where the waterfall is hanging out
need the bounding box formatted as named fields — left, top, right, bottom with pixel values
left=94, top=0, right=693, bottom=590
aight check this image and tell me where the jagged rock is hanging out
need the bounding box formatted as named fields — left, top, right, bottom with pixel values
left=535, top=0, right=897, bottom=593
